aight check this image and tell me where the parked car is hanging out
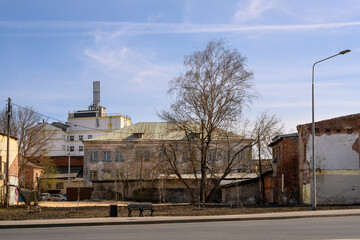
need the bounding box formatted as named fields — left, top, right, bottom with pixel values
left=39, top=193, right=51, bottom=201
left=49, top=194, right=66, bottom=201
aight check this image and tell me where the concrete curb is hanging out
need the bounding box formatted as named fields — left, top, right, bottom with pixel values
left=1, top=209, right=360, bottom=229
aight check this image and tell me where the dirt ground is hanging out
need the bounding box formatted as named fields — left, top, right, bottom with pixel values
left=1, top=201, right=360, bottom=220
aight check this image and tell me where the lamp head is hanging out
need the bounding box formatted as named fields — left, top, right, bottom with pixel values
left=339, top=49, right=351, bottom=55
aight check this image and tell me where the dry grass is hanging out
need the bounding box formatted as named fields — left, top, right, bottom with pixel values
left=1, top=203, right=360, bottom=220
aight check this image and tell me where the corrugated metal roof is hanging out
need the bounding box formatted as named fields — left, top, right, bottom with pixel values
left=86, top=122, right=250, bottom=142
left=87, top=122, right=186, bottom=141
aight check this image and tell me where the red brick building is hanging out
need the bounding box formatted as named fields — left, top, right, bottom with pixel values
left=268, top=133, right=300, bottom=204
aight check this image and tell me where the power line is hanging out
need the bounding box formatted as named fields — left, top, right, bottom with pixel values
left=11, top=102, right=111, bottom=132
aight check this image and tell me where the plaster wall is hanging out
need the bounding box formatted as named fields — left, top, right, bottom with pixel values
left=306, top=134, right=359, bottom=170
left=302, top=133, right=360, bottom=204
left=316, top=172, right=360, bottom=204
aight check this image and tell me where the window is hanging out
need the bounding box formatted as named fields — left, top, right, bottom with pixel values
left=116, top=170, right=124, bottom=179
left=144, top=151, right=150, bottom=161
left=103, top=151, right=111, bottom=162
left=67, top=135, right=70, bottom=141
left=90, top=152, right=98, bottom=162
left=136, top=151, right=142, bottom=160
left=237, top=150, right=245, bottom=161
left=56, top=182, right=64, bottom=190
left=88, top=135, right=93, bottom=139
left=79, top=146, right=84, bottom=152
left=62, top=135, right=65, bottom=141
left=70, top=136, right=74, bottom=141
left=89, top=170, right=98, bottom=180
left=62, top=145, right=65, bottom=151
left=115, top=152, right=124, bottom=162
left=182, top=151, right=189, bottom=162
left=208, top=150, right=216, bottom=162
left=272, top=147, right=277, bottom=163
left=67, top=146, right=70, bottom=152
left=79, top=135, right=83, bottom=141
left=103, top=170, right=112, bottom=180
left=70, top=146, right=74, bottom=152
left=0, top=156, right=2, bottom=171
left=278, top=146, right=281, bottom=161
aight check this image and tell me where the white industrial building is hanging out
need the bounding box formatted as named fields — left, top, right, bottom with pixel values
left=45, top=81, right=131, bottom=158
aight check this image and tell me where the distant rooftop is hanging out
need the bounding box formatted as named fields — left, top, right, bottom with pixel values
left=268, top=133, right=299, bottom=147
left=85, top=122, right=252, bottom=142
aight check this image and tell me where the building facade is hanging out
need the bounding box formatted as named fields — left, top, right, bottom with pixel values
left=83, top=122, right=253, bottom=201
left=37, top=81, right=131, bottom=193
left=268, top=133, right=300, bottom=204
left=45, top=81, right=131, bottom=159
left=0, top=133, right=19, bottom=205
left=297, top=114, right=360, bottom=205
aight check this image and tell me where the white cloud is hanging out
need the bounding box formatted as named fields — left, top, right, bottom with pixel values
left=1, top=21, right=360, bottom=39
left=233, top=0, right=279, bottom=23
left=83, top=45, right=179, bottom=93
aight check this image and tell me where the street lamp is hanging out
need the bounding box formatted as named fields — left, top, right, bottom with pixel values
left=311, top=49, right=351, bottom=210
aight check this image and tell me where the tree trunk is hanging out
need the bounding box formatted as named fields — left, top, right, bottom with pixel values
left=258, top=142, right=265, bottom=204
left=200, top=157, right=206, bottom=203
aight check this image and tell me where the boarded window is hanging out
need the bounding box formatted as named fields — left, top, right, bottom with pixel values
left=89, top=170, right=98, bottom=180
left=103, top=170, right=112, bottom=180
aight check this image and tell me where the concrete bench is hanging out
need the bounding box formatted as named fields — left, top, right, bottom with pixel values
left=127, top=203, right=154, bottom=217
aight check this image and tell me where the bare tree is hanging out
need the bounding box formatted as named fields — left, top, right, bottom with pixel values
left=251, top=111, right=284, bottom=203
left=0, top=105, right=56, bottom=187
left=159, top=40, right=256, bottom=202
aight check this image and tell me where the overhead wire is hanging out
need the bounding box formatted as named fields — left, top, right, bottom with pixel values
left=11, top=102, right=111, bottom=132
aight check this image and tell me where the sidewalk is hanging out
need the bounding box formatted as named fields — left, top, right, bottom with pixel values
left=1, top=209, right=360, bottom=229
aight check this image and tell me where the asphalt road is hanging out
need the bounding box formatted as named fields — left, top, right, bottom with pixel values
left=1, top=216, right=360, bottom=240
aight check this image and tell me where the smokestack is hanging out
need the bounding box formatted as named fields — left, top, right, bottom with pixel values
left=93, top=81, right=100, bottom=106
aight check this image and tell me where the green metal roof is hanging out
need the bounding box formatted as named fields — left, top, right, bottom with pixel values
left=86, top=122, right=250, bottom=142
left=87, top=122, right=186, bottom=141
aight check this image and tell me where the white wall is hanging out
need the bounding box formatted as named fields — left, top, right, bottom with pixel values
left=306, top=134, right=359, bottom=170
left=305, top=133, right=360, bottom=204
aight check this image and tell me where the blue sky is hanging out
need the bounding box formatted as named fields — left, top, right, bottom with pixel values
left=1, top=0, right=360, bottom=132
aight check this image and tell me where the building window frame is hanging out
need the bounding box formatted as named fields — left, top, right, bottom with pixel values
left=56, top=182, right=64, bottom=190
left=89, top=170, right=98, bottom=180
left=115, top=152, right=124, bottom=162
left=103, top=151, right=112, bottom=162
left=90, top=152, right=98, bottom=162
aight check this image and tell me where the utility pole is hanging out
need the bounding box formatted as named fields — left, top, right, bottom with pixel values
left=5, top=97, right=11, bottom=208
left=68, top=152, right=71, bottom=187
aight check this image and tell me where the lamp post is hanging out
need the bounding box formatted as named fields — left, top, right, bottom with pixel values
left=311, top=49, right=351, bottom=210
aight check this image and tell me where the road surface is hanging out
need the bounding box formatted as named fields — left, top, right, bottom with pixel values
left=1, top=216, right=360, bottom=239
